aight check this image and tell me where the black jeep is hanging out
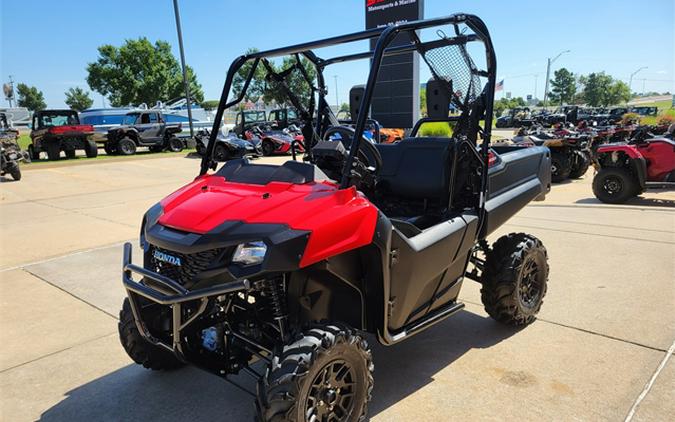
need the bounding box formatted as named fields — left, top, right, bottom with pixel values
left=105, top=111, right=183, bottom=155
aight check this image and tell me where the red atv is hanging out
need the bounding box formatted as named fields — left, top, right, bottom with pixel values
left=593, top=127, right=675, bottom=203
left=118, top=14, right=551, bottom=421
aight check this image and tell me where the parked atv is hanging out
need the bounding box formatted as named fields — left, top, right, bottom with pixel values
left=118, top=14, right=551, bottom=421
left=514, top=126, right=591, bottom=182
left=105, top=111, right=183, bottom=156
left=1, top=143, right=24, bottom=181
left=195, top=128, right=261, bottom=160
left=592, top=126, right=675, bottom=203
left=28, top=110, right=97, bottom=160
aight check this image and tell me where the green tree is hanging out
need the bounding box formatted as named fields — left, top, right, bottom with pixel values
left=231, top=51, right=317, bottom=108
left=263, top=55, right=317, bottom=106
left=339, top=102, right=350, bottom=112
left=16, top=83, right=46, bottom=111
left=606, top=80, right=631, bottom=105
left=493, top=97, right=527, bottom=117
left=549, top=68, right=576, bottom=105
left=200, top=100, right=220, bottom=111
left=582, top=72, right=613, bottom=106
left=232, top=48, right=266, bottom=103
left=64, top=87, right=93, bottom=111
left=86, top=37, right=203, bottom=107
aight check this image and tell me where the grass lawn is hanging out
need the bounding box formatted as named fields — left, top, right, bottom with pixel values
left=16, top=134, right=197, bottom=168
left=638, top=108, right=675, bottom=126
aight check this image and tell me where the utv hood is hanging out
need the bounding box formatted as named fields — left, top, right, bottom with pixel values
left=155, top=173, right=378, bottom=267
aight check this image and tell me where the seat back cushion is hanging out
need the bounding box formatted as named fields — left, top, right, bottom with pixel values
left=374, top=137, right=453, bottom=200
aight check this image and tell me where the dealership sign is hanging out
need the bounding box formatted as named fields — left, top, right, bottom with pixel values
left=365, top=0, right=423, bottom=128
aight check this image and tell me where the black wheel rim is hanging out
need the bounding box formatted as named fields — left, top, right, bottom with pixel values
left=305, top=359, right=356, bottom=422
left=602, top=175, right=623, bottom=196
left=518, top=257, right=542, bottom=309
left=263, top=142, right=274, bottom=155
left=551, top=161, right=558, bottom=176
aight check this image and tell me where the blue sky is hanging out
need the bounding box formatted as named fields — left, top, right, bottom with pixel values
left=1, top=0, right=673, bottom=108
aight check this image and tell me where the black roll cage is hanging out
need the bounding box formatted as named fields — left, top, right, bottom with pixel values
left=201, top=12, right=496, bottom=199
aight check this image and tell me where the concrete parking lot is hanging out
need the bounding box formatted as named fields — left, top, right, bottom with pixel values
left=1, top=153, right=673, bottom=421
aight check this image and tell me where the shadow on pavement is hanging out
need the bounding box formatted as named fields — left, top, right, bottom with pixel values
left=575, top=196, right=675, bottom=208
left=39, top=310, right=516, bottom=421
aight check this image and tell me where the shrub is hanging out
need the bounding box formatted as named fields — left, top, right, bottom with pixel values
left=657, top=109, right=675, bottom=126
left=418, top=122, right=454, bottom=137
left=621, top=112, right=640, bottom=125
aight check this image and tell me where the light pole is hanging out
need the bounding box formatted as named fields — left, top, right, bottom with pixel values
left=172, top=0, right=194, bottom=138
left=628, top=66, right=647, bottom=97
left=543, top=50, right=570, bottom=109
left=333, top=75, right=339, bottom=112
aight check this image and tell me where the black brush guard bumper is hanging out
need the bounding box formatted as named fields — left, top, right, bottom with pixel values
left=122, top=242, right=250, bottom=358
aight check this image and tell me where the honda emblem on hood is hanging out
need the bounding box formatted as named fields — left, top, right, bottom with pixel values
left=153, top=249, right=182, bottom=266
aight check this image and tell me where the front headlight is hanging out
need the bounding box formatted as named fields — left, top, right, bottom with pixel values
left=8, top=153, right=18, bottom=160
left=232, top=241, right=267, bottom=266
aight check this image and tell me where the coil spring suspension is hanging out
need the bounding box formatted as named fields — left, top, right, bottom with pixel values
left=260, top=277, right=288, bottom=340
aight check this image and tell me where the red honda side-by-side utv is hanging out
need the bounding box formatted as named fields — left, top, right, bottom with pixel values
left=118, top=13, right=552, bottom=421
left=592, top=127, right=675, bottom=203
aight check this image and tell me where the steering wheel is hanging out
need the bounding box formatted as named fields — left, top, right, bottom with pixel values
left=323, top=126, right=383, bottom=172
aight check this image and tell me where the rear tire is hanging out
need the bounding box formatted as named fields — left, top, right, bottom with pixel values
left=256, top=323, right=374, bottom=422
left=168, top=137, right=183, bottom=153
left=85, top=140, right=98, bottom=158
left=27, top=144, right=40, bottom=161
left=46, top=143, right=61, bottom=160
left=195, top=141, right=206, bottom=156
left=592, top=167, right=638, bottom=204
left=117, top=138, right=137, bottom=156
left=481, top=233, right=549, bottom=326
left=550, top=151, right=571, bottom=182
left=568, top=150, right=590, bottom=179
left=104, top=142, right=117, bottom=155
left=118, top=298, right=184, bottom=370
